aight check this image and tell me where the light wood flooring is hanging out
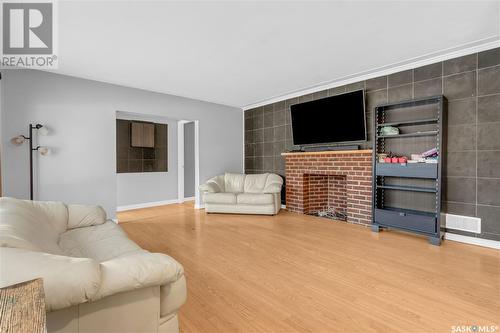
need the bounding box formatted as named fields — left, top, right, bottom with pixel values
left=118, top=202, right=499, bottom=333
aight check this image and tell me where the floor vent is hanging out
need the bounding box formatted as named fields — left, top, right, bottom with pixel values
left=445, top=214, right=481, bottom=234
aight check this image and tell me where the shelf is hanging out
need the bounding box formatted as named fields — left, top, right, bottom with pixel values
left=377, top=130, right=438, bottom=139
left=377, top=184, right=437, bottom=193
left=374, top=207, right=437, bottom=234
left=376, top=163, right=438, bottom=178
left=372, top=95, right=445, bottom=244
left=375, top=95, right=444, bottom=111
left=377, top=206, right=437, bottom=218
left=376, top=118, right=439, bottom=128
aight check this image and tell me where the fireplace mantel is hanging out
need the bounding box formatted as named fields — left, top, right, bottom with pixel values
left=281, top=149, right=372, bottom=156
left=283, top=150, right=373, bottom=225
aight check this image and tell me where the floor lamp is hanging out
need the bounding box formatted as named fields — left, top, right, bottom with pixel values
left=10, top=124, right=51, bottom=200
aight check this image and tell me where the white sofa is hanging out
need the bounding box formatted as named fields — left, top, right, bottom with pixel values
left=199, top=173, right=283, bottom=215
left=0, top=197, right=186, bottom=333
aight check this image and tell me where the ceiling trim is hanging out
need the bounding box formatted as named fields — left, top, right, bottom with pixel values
left=242, top=36, right=500, bottom=110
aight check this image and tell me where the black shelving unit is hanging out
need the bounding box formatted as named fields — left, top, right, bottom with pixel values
left=371, top=95, right=447, bottom=245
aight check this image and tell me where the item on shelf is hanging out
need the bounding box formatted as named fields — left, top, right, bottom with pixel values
left=379, top=126, right=400, bottom=136
left=422, top=147, right=438, bottom=158
left=378, top=153, right=388, bottom=163
left=411, top=153, right=422, bottom=160
left=425, top=156, right=438, bottom=163
left=398, top=157, right=407, bottom=165
left=384, top=157, right=392, bottom=163
left=391, top=156, right=398, bottom=163
left=410, top=153, right=425, bottom=162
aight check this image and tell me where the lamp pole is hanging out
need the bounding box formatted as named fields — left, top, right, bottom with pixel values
left=27, top=124, right=44, bottom=200
left=29, top=124, right=34, bottom=200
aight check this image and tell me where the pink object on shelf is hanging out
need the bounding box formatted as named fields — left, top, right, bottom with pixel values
left=422, top=147, right=438, bottom=157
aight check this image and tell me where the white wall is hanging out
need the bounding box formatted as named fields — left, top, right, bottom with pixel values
left=184, top=121, right=195, bottom=198
left=115, top=112, right=179, bottom=207
left=0, top=69, right=243, bottom=218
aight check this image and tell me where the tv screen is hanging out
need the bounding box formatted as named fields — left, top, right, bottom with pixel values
left=291, top=90, right=366, bottom=146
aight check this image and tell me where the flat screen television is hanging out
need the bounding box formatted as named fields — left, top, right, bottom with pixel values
left=290, top=90, right=366, bottom=146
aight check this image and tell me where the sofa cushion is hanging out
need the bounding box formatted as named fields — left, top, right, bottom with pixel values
left=0, top=197, right=64, bottom=255
left=59, top=221, right=142, bottom=262
left=203, top=192, right=237, bottom=205
left=243, top=173, right=269, bottom=193
left=224, top=173, right=246, bottom=193
left=237, top=193, right=274, bottom=205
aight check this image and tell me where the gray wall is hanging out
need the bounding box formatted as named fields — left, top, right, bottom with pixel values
left=116, top=113, right=178, bottom=207
left=184, top=122, right=195, bottom=198
left=1, top=69, right=243, bottom=218
left=244, top=47, right=500, bottom=241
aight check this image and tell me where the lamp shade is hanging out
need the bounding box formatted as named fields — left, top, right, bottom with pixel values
left=38, top=147, right=51, bottom=156
left=10, top=135, right=26, bottom=145
left=38, top=126, right=49, bottom=136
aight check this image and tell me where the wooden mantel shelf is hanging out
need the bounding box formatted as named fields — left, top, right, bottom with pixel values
left=281, top=149, right=372, bottom=156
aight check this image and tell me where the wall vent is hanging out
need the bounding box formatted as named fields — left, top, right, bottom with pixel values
left=445, top=213, right=481, bottom=234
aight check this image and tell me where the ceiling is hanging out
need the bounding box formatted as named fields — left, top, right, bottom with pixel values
left=52, top=1, right=500, bottom=108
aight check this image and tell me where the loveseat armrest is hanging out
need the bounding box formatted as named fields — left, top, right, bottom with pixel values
left=93, top=252, right=184, bottom=300
left=199, top=182, right=220, bottom=193
left=67, top=204, right=107, bottom=229
left=263, top=174, right=284, bottom=193
left=0, top=247, right=100, bottom=312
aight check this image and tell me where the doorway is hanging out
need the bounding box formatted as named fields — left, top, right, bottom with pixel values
left=177, top=120, right=200, bottom=208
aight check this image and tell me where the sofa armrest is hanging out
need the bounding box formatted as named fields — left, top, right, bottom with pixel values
left=0, top=247, right=100, bottom=312
left=263, top=174, right=283, bottom=194
left=160, top=274, right=187, bottom=319
left=67, top=204, right=107, bottom=229
left=93, top=252, right=184, bottom=300
left=199, top=182, right=220, bottom=193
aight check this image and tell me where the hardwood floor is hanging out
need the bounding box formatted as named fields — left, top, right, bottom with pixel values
left=118, top=203, right=499, bottom=333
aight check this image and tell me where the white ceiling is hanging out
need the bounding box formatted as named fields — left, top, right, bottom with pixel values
left=53, top=1, right=500, bottom=108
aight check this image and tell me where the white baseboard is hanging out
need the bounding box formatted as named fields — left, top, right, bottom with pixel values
left=117, top=199, right=180, bottom=212
left=445, top=233, right=500, bottom=250
left=184, top=196, right=195, bottom=201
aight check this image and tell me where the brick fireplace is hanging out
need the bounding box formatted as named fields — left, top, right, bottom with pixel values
left=282, top=150, right=373, bottom=225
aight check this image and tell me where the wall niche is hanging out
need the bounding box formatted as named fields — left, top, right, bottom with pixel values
left=116, top=119, right=168, bottom=173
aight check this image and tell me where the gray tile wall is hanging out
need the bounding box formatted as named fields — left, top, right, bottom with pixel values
left=244, top=47, right=500, bottom=241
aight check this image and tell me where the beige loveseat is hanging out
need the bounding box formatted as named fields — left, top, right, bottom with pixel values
left=0, top=197, right=186, bottom=333
left=199, top=173, right=283, bottom=215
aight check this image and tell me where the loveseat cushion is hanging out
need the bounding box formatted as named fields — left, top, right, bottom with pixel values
left=237, top=193, right=274, bottom=205
left=59, top=221, right=142, bottom=262
left=224, top=173, right=246, bottom=193
left=203, top=192, right=237, bottom=205
left=0, top=197, right=64, bottom=255
left=243, top=173, right=269, bottom=193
